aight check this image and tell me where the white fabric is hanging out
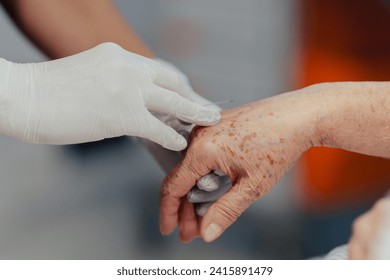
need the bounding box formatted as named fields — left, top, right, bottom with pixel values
left=323, top=244, right=348, bottom=260
left=0, top=43, right=220, bottom=151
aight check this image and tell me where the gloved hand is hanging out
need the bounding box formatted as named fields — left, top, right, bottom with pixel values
left=141, top=59, right=230, bottom=240
left=187, top=170, right=232, bottom=216
left=0, top=42, right=220, bottom=150
left=349, top=195, right=390, bottom=259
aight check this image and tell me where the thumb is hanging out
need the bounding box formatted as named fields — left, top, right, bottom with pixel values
left=141, top=114, right=187, bottom=151
left=200, top=179, right=258, bottom=242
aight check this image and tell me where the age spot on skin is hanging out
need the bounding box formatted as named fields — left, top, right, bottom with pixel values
left=266, top=154, right=276, bottom=165
left=268, top=112, right=274, bottom=116
left=227, top=147, right=236, bottom=158
left=279, top=137, right=286, bottom=143
left=239, top=156, right=244, bottom=160
left=242, top=132, right=257, bottom=148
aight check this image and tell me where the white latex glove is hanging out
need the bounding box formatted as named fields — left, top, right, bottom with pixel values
left=0, top=43, right=220, bottom=150
left=187, top=172, right=231, bottom=216
left=141, top=59, right=231, bottom=219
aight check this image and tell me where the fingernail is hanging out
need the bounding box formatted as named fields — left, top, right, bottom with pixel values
left=175, top=136, right=187, bottom=151
left=198, top=109, right=220, bottom=124
left=204, top=223, right=222, bottom=242
left=209, top=110, right=221, bottom=124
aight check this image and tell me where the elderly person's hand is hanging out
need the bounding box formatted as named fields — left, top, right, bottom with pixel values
left=160, top=89, right=319, bottom=242
left=349, top=196, right=390, bottom=259
left=160, top=82, right=390, bottom=243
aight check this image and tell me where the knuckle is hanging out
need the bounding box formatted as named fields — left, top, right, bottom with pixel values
left=185, top=140, right=206, bottom=159
left=239, top=183, right=262, bottom=201
left=182, top=156, right=201, bottom=177
left=95, top=42, right=123, bottom=61
left=98, top=42, right=121, bottom=50
left=162, top=176, right=178, bottom=197
left=160, top=184, right=171, bottom=197
left=214, top=200, right=240, bottom=223
left=183, top=148, right=197, bottom=164
left=189, top=137, right=217, bottom=158
left=170, top=72, right=182, bottom=90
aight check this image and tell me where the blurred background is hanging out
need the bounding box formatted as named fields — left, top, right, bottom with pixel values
left=0, top=0, right=389, bottom=259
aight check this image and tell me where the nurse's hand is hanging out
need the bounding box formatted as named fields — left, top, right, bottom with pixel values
left=160, top=91, right=319, bottom=242
left=0, top=42, right=220, bottom=150
left=349, top=196, right=390, bottom=259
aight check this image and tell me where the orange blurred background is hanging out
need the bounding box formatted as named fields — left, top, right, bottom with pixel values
left=297, top=0, right=390, bottom=213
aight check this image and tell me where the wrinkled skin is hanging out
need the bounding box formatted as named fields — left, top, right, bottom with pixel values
left=160, top=91, right=319, bottom=242
left=161, top=81, right=390, bottom=243
left=349, top=196, right=390, bottom=259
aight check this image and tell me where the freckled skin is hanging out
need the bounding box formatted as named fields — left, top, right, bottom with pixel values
left=161, top=82, right=390, bottom=243
left=266, top=154, right=275, bottom=165
left=162, top=92, right=315, bottom=242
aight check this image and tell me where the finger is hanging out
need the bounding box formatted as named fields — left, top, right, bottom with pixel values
left=148, top=62, right=187, bottom=97
left=178, top=198, right=200, bottom=243
left=145, top=87, right=221, bottom=126
left=160, top=151, right=212, bottom=235
left=198, top=173, right=232, bottom=192
left=187, top=178, right=232, bottom=203
left=140, top=114, right=187, bottom=151
left=200, top=179, right=260, bottom=242
left=195, top=202, right=213, bottom=217
left=197, top=173, right=220, bottom=191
